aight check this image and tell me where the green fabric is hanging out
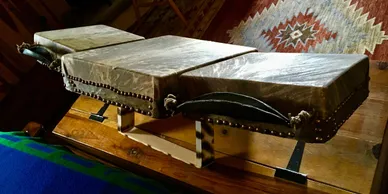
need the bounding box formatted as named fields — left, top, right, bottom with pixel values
left=0, top=131, right=178, bottom=194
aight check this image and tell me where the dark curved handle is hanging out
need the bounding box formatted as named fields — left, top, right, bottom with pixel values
left=176, top=92, right=290, bottom=126
left=17, top=43, right=59, bottom=70
left=21, top=48, right=53, bottom=65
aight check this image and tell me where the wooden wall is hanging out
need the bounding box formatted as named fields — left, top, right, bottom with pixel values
left=0, top=0, right=79, bottom=131
left=0, top=0, right=70, bottom=101
left=0, top=0, right=140, bottom=131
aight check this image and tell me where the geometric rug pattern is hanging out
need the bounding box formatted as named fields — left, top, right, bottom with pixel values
left=206, top=0, right=388, bottom=61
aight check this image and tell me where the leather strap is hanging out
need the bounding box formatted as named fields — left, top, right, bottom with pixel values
left=175, top=92, right=290, bottom=126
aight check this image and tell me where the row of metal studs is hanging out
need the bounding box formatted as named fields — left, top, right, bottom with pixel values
left=314, top=82, right=368, bottom=142
left=323, top=99, right=364, bottom=141
left=63, top=75, right=154, bottom=115
left=322, top=81, right=366, bottom=124
left=313, top=87, right=358, bottom=142
left=316, top=102, right=361, bottom=142
left=331, top=89, right=366, bottom=133
left=199, top=117, right=296, bottom=138
left=36, top=58, right=61, bottom=73
left=72, top=88, right=153, bottom=116
left=64, top=74, right=153, bottom=103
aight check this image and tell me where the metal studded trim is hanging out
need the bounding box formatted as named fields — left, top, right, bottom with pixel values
left=71, top=87, right=153, bottom=117
left=63, top=74, right=154, bottom=103
left=198, top=116, right=296, bottom=139
left=314, top=79, right=369, bottom=142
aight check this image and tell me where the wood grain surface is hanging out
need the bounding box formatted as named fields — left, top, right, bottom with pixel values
left=54, top=106, right=341, bottom=194
left=54, top=61, right=387, bottom=194
left=56, top=95, right=358, bottom=193
left=133, top=114, right=379, bottom=194
left=141, top=61, right=387, bottom=194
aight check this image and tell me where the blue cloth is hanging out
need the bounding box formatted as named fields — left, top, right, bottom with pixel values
left=0, top=132, right=175, bottom=194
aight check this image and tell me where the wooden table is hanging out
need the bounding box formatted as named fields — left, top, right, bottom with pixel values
left=52, top=61, right=388, bottom=194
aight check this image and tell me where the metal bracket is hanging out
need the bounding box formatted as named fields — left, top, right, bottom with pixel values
left=275, top=141, right=307, bottom=185
left=89, top=103, right=109, bottom=122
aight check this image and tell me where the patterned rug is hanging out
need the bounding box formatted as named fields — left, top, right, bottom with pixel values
left=129, top=0, right=224, bottom=39
left=202, top=0, right=388, bottom=62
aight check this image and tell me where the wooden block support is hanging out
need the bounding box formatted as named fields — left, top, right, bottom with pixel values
left=118, top=111, right=215, bottom=168
left=117, top=107, right=134, bottom=132
left=195, top=121, right=215, bottom=168
left=22, top=122, right=43, bottom=137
